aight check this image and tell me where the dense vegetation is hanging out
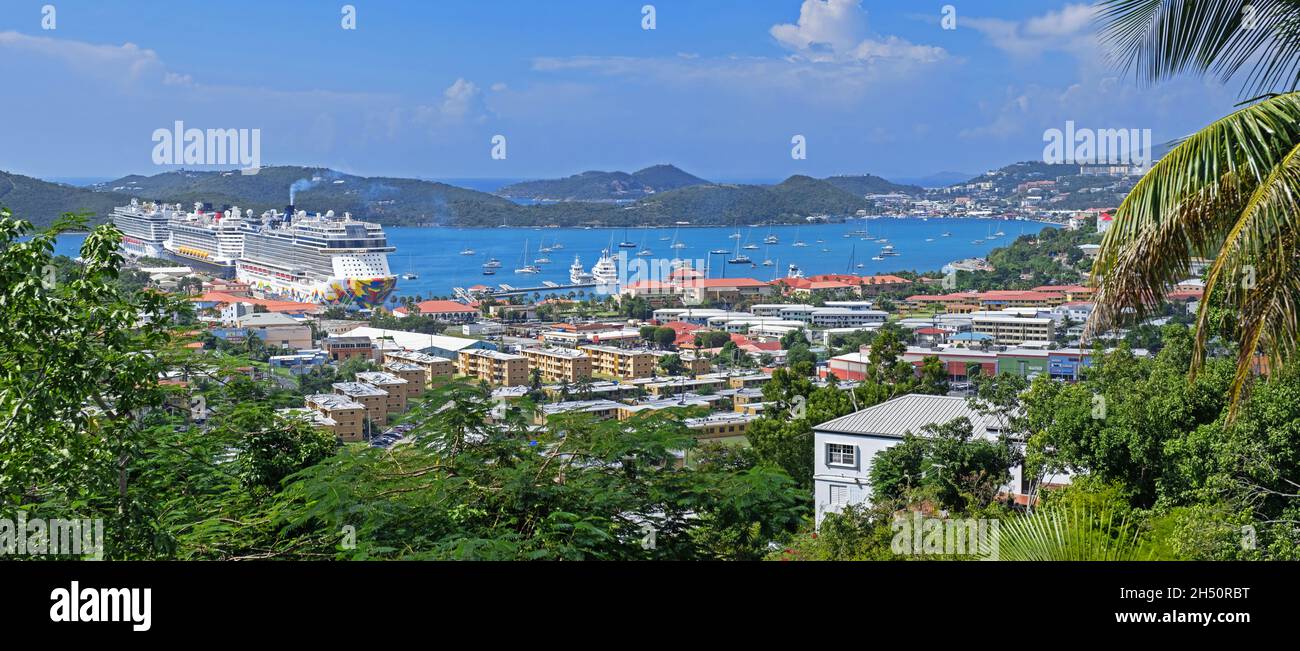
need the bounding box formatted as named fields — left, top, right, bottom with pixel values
left=497, top=164, right=710, bottom=201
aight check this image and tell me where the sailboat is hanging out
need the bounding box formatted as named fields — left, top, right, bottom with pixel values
left=618, top=228, right=637, bottom=248
left=791, top=226, right=807, bottom=247
left=635, top=231, right=653, bottom=256
left=761, top=245, right=774, bottom=266
left=515, top=240, right=541, bottom=274
left=727, top=236, right=751, bottom=264
left=670, top=226, right=687, bottom=249
left=401, top=255, right=419, bottom=280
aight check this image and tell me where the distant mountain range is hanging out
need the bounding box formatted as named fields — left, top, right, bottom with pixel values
left=0, top=158, right=1125, bottom=231
left=0, top=171, right=131, bottom=227
left=497, top=164, right=710, bottom=201
left=0, top=165, right=912, bottom=229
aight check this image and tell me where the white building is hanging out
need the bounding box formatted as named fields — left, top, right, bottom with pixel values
left=813, top=394, right=1018, bottom=525
left=809, top=308, right=888, bottom=328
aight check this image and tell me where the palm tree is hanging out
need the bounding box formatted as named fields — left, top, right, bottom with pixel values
left=1089, top=0, right=1300, bottom=413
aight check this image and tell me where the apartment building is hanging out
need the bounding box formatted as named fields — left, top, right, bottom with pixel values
left=323, top=335, right=376, bottom=362
left=521, top=347, right=593, bottom=383
left=684, top=413, right=758, bottom=440
left=303, top=394, right=367, bottom=442
left=332, top=381, right=390, bottom=427
left=809, top=308, right=889, bottom=328
left=383, top=350, right=455, bottom=385
left=382, top=361, right=428, bottom=399
left=355, top=371, right=409, bottom=415
left=581, top=345, right=657, bottom=380
left=277, top=407, right=341, bottom=437
left=971, top=314, right=1054, bottom=345
left=458, top=349, right=530, bottom=386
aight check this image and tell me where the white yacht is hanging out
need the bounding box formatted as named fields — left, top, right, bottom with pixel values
left=569, top=256, right=595, bottom=284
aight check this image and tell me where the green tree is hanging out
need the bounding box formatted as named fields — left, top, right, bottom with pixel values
left=1091, top=1, right=1300, bottom=413
left=0, top=212, right=191, bottom=558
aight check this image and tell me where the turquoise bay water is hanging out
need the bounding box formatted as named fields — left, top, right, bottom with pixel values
left=51, top=218, right=1055, bottom=300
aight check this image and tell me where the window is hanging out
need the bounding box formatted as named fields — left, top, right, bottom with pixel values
left=829, top=484, right=849, bottom=507
left=826, top=443, right=856, bottom=467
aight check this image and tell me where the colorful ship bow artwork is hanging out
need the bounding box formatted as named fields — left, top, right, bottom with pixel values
left=321, top=276, right=397, bottom=308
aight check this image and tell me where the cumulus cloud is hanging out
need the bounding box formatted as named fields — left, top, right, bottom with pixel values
left=964, top=3, right=1098, bottom=58
left=770, top=0, right=946, bottom=64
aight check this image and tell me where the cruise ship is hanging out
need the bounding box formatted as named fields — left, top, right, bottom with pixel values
left=162, top=202, right=246, bottom=278
left=236, top=206, right=397, bottom=308
left=110, top=199, right=183, bottom=258
left=590, top=249, right=619, bottom=293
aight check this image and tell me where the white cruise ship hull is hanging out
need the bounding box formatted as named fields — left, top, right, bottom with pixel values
left=237, top=261, right=396, bottom=308
left=120, top=236, right=166, bottom=259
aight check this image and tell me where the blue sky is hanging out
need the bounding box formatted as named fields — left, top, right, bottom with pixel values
left=0, top=0, right=1239, bottom=182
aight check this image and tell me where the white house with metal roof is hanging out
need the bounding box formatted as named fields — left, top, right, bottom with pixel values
left=812, top=394, right=1022, bottom=525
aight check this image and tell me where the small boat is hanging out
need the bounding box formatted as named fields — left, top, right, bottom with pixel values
left=516, top=240, right=541, bottom=273
left=710, top=249, right=729, bottom=255
left=743, top=243, right=759, bottom=250
left=925, top=238, right=935, bottom=242
left=402, top=272, right=418, bottom=280
left=728, top=255, right=752, bottom=264
left=763, top=235, right=779, bottom=245
left=871, top=255, right=883, bottom=261
left=941, top=232, right=952, bottom=237
left=459, top=248, right=476, bottom=255
left=636, top=248, right=654, bottom=257
left=534, top=256, right=552, bottom=264
left=821, top=247, right=832, bottom=253
left=482, top=265, right=496, bottom=275
left=484, top=257, right=502, bottom=269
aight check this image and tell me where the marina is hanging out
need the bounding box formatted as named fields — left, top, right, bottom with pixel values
left=74, top=216, right=1054, bottom=304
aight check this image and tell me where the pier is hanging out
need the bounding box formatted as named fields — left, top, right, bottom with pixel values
left=454, top=282, right=600, bottom=301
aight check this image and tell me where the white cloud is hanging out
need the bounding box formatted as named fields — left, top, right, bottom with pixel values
left=964, top=3, right=1098, bottom=58
left=770, top=0, right=946, bottom=64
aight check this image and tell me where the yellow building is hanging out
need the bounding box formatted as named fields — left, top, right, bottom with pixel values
left=521, top=347, right=593, bottom=383
left=332, top=381, right=390, bottom=427
left=356, top=371, right=409, bottom=416
left=302, top=395, right=367, bottom=442
left=581, top=345, right=657, bottom=380
left=458, top=349, right=530, bottom=386
left=383, top=350, right=454, bottom=385
left=382, top=361, right=428, bottom=400
left=684, top=413, right=758, bottom=440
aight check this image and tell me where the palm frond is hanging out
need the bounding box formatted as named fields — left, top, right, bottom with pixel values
left=984, top=506, right=1157, bottom=561
left=1088, top=92, right=1300, bottom=415
left=1097, top=0, right=1300, bottom=97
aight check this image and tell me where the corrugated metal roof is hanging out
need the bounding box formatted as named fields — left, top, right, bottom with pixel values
left=814, top=394, right=999, bottom=439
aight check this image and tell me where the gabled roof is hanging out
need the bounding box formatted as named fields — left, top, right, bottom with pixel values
left=815, top=394, right=999, bottom=439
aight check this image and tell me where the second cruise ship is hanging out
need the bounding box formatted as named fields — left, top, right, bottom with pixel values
left=236, top=206, right=397, bottom=308
left=162, top=202, right=246, bottom=278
